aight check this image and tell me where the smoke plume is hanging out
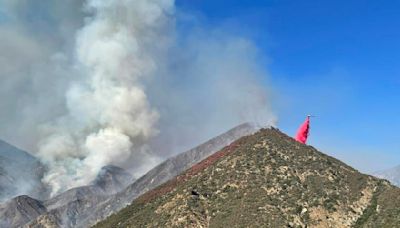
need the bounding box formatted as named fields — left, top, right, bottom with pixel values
left=0, top=0, right=276, bottom=195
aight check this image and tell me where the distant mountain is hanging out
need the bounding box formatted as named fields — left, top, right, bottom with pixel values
left=91, top=165, right=134, bottom=194
left=0, top=165, right=132, bottom=228
left=44, top=165, right=133, bottom=211
left=0, top=139, right=49, bottom=202
left=374, top=165, right=400, bottom=187
left=94, top=128, right=400, bottom=227
left=27, top=123, right=258, bottom=227
left=0, top=195, right=46, bottom=228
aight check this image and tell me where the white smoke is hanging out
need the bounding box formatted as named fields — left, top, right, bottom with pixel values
left=0, top=0, right=276, bottom=196
left=35, top=0, right=173, bottom=195
left=147, top=28, right=277, bottom=155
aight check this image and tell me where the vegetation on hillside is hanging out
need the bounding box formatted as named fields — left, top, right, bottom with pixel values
left=94, top=128, right=400, bottom=228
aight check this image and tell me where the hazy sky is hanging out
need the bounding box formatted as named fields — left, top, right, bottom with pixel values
left=0, top=0, right=398, bottom=176
left=0, top=0, right=278, bottom=193
left=177, top=0, right=400, bottom=173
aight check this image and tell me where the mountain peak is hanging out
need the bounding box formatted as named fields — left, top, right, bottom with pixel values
left=92, top=165, right=133, bottom=193
left=94, top=128, right=400, bottom=227
left=0, top=195, right=46, bottom=227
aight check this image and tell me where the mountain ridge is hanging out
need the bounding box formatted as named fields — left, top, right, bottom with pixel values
left=94, top=128, right=400, bottom=227
left=78, top=122, right=258, bottom=227
left=0, top=164, right=132, bottom=228
left=0, top=195, right=47, bottom=228
left=26, top=123, right=258, bottom=227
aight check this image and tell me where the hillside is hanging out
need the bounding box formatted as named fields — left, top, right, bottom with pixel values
left=0, top=195, right=46, bottom=228
left=0, top=164, right=131, bottom=228
left=20, top=165, right=132, bottom=228
left=94, top=128, right=400, bottom=228
left=26, top=123, right=257, bottom=227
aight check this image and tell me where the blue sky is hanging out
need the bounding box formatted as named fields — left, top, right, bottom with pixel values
left=177, top=0, right=400, bottom=172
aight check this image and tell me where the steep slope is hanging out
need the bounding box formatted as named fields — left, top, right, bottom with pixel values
left=0, top=195, right=47, bottom=228
left=0, top=140, right=48, bottom=202
left=78, top=123, right=257, bottom=227
left=94, top=128, right=400, bottom=228
left=374, top=165, right=400, bottom=187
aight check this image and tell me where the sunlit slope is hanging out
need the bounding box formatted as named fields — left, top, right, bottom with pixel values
left=94, top=128, right=400, bottom=228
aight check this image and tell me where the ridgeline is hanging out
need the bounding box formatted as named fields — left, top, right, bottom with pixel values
left=94, top=128, right=400, bottom=228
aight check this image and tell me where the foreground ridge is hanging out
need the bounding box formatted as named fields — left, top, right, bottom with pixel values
left=94, top=128, right=400, bottom=228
